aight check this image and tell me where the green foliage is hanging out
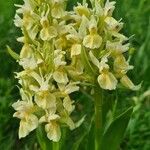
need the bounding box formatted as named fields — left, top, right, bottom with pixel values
left=6, top=45, right=20, bottom=60
left=101, top=107, right=133, bottom=150
left=36, top=125, right=53, bottom=150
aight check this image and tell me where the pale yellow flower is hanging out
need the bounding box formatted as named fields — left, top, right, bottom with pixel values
left=106, top=41, right=130, bottom=56
left=105, top=17, right=123, bottom=32
left=40, top=113, right=61, bottom=142
left=70, top=44, right=82, bottom=57
left=83, top=34, right=102, bottom=49
left=40, top=17, right=57, bottom=41
left=57, top=81, right=80, bottom=95
left=18, top=114, right=38, bottom=138
left=66, top=31, right=82, bottom=57
left=12, top=98, right=38, bottom=138
left=35, top=92, right=56, bottom=110
left=104, top=0, right=116, bottom=16
left=54, top=49, right=66, bottom=68
left=20, top=43, right=33, bottom=59
left=113, top=54, right=133, bottom=77
left=74, top=3, right=90, bottom=17
left=66, top=18, right=88, bottom=57
left=45, top=122, right=61, bottom=142
left=120, top=75, right=141, bottom=91
left=14, top=14, right=22, bottom=27
left=89, top=51, right=117, bottom=90
left=28, top=72, right=57, bottom=110
left=51, top=0, right=66, bottom=18
left=98, top=71, right=118, bottom=90
left=19, top=56, right=38, bottom=70
left=63, top=96, right=75, bottom=114
left=83, top=16, right=102, bottom=49
left=53, top=70, right=68, bottom=84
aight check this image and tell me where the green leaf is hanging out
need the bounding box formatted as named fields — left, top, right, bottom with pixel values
left=81, top=46, right=96, bottom=76
left=36, top=125, right=52, bottom=150
left=101, top=107, right=133, bottom=150
left=72, top=116, right=94, bottom=150
left=6, top=45, right=19, bottom=60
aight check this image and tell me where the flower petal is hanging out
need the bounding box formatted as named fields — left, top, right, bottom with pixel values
left=19, top=114, right=38, bottom=138
left=45, top=122, right=61, bottom=142
left=71, top=44, right=81, bottom=57
left=53, top=70, right=68, bottom=84
left=83, top=34, right=102, bottom=49
left=120, top=75, right=141, bottom=91
left=63, top=96, right=75, bottom=114
left=98, top=72, right=118, bottom=90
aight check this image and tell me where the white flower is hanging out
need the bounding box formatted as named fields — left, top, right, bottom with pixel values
left=54, top=49, right=66, bottom=68
left=106, top=41, right=130, bottom=56
left=98, top=71, right=118, bottom=90
left=12, top=99, right=38, bottom=138
left=53, top=70, right=68, bottom=84
left=19, top=56, right=38, bottom=70
left=113, top=55, right=134, bottom=77
left=83, top=16, right=102, bottom=49
left=120, top=75, right=141, bottom=91
left=89, top=51, right=117, bottom=90
left=58, top=81, right=80, bottom=95
left=39, top=113, right=61, bottom=142
left=40, top=17, right=57, bottom=41
left=63, top=96, right=75, bottom=114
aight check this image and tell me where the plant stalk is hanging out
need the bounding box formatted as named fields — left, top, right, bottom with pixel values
left=52, top=142, right=60, bottom=150
left=94, top=87, right=103, bottom=150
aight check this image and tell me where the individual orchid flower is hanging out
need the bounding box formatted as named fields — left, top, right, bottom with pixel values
left=105, top=17, right=123, bottom=32
left=40, top=6, right=58, bottom=41
left=66, top=15, right=88, bottom=57
left=15, top=3, right=40, bottom=40
left=53, top=70, right=69, bottom=84
left=57, top=81, right=80, bottom=95
left=106, top=40, right=130, bottom=56
left=51, top=0, right=67, bottom=19
left=113, top=54, right=134, bottom=77
left=54, top=49, right=66, bottom=68
left=35, top=92, right=57, bottom=110
left=120, top=75, right=141, bottom=91
left=89, top=51, right=118, bottom=90
left=14, top=14, right=23, bottom=27
left=94, top=0, right=116, bottom=17
left=83, top=16, right=102, bottom=49
left=39, top=113, right=61, bottom=142
left=74, top=2, right=90, bottom=17
left=19, top=43, right=33, bottom=59
left=28, top=72, right=57, bottom=110
left=63, top=96, right=75, bottom=114
left=12, top=90, right=38, bottom=138
left=66, top=27, right=82, bottom=57
left=29, top=71, right=52, bottom=92
left=104, top=0, right=116, bottom=16
left=40, top=17, right=57, bottom=41
left=19, top=56, right=38, bottom=70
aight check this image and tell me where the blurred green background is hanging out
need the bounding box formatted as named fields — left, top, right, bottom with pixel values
left=0, top=0, right=150, bottom=149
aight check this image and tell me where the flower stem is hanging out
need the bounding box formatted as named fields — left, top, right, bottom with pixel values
left=52, top=142, right=60, bottom=150
left=94, top=87, right=103, bottom=150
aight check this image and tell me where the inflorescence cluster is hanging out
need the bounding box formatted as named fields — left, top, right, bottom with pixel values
left=12, top=0, right=140, bottom=142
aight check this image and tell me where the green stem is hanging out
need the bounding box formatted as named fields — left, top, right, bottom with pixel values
left=52, top=142, right=60, bottom=150
left=94, top=87, right=103, bottom=150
